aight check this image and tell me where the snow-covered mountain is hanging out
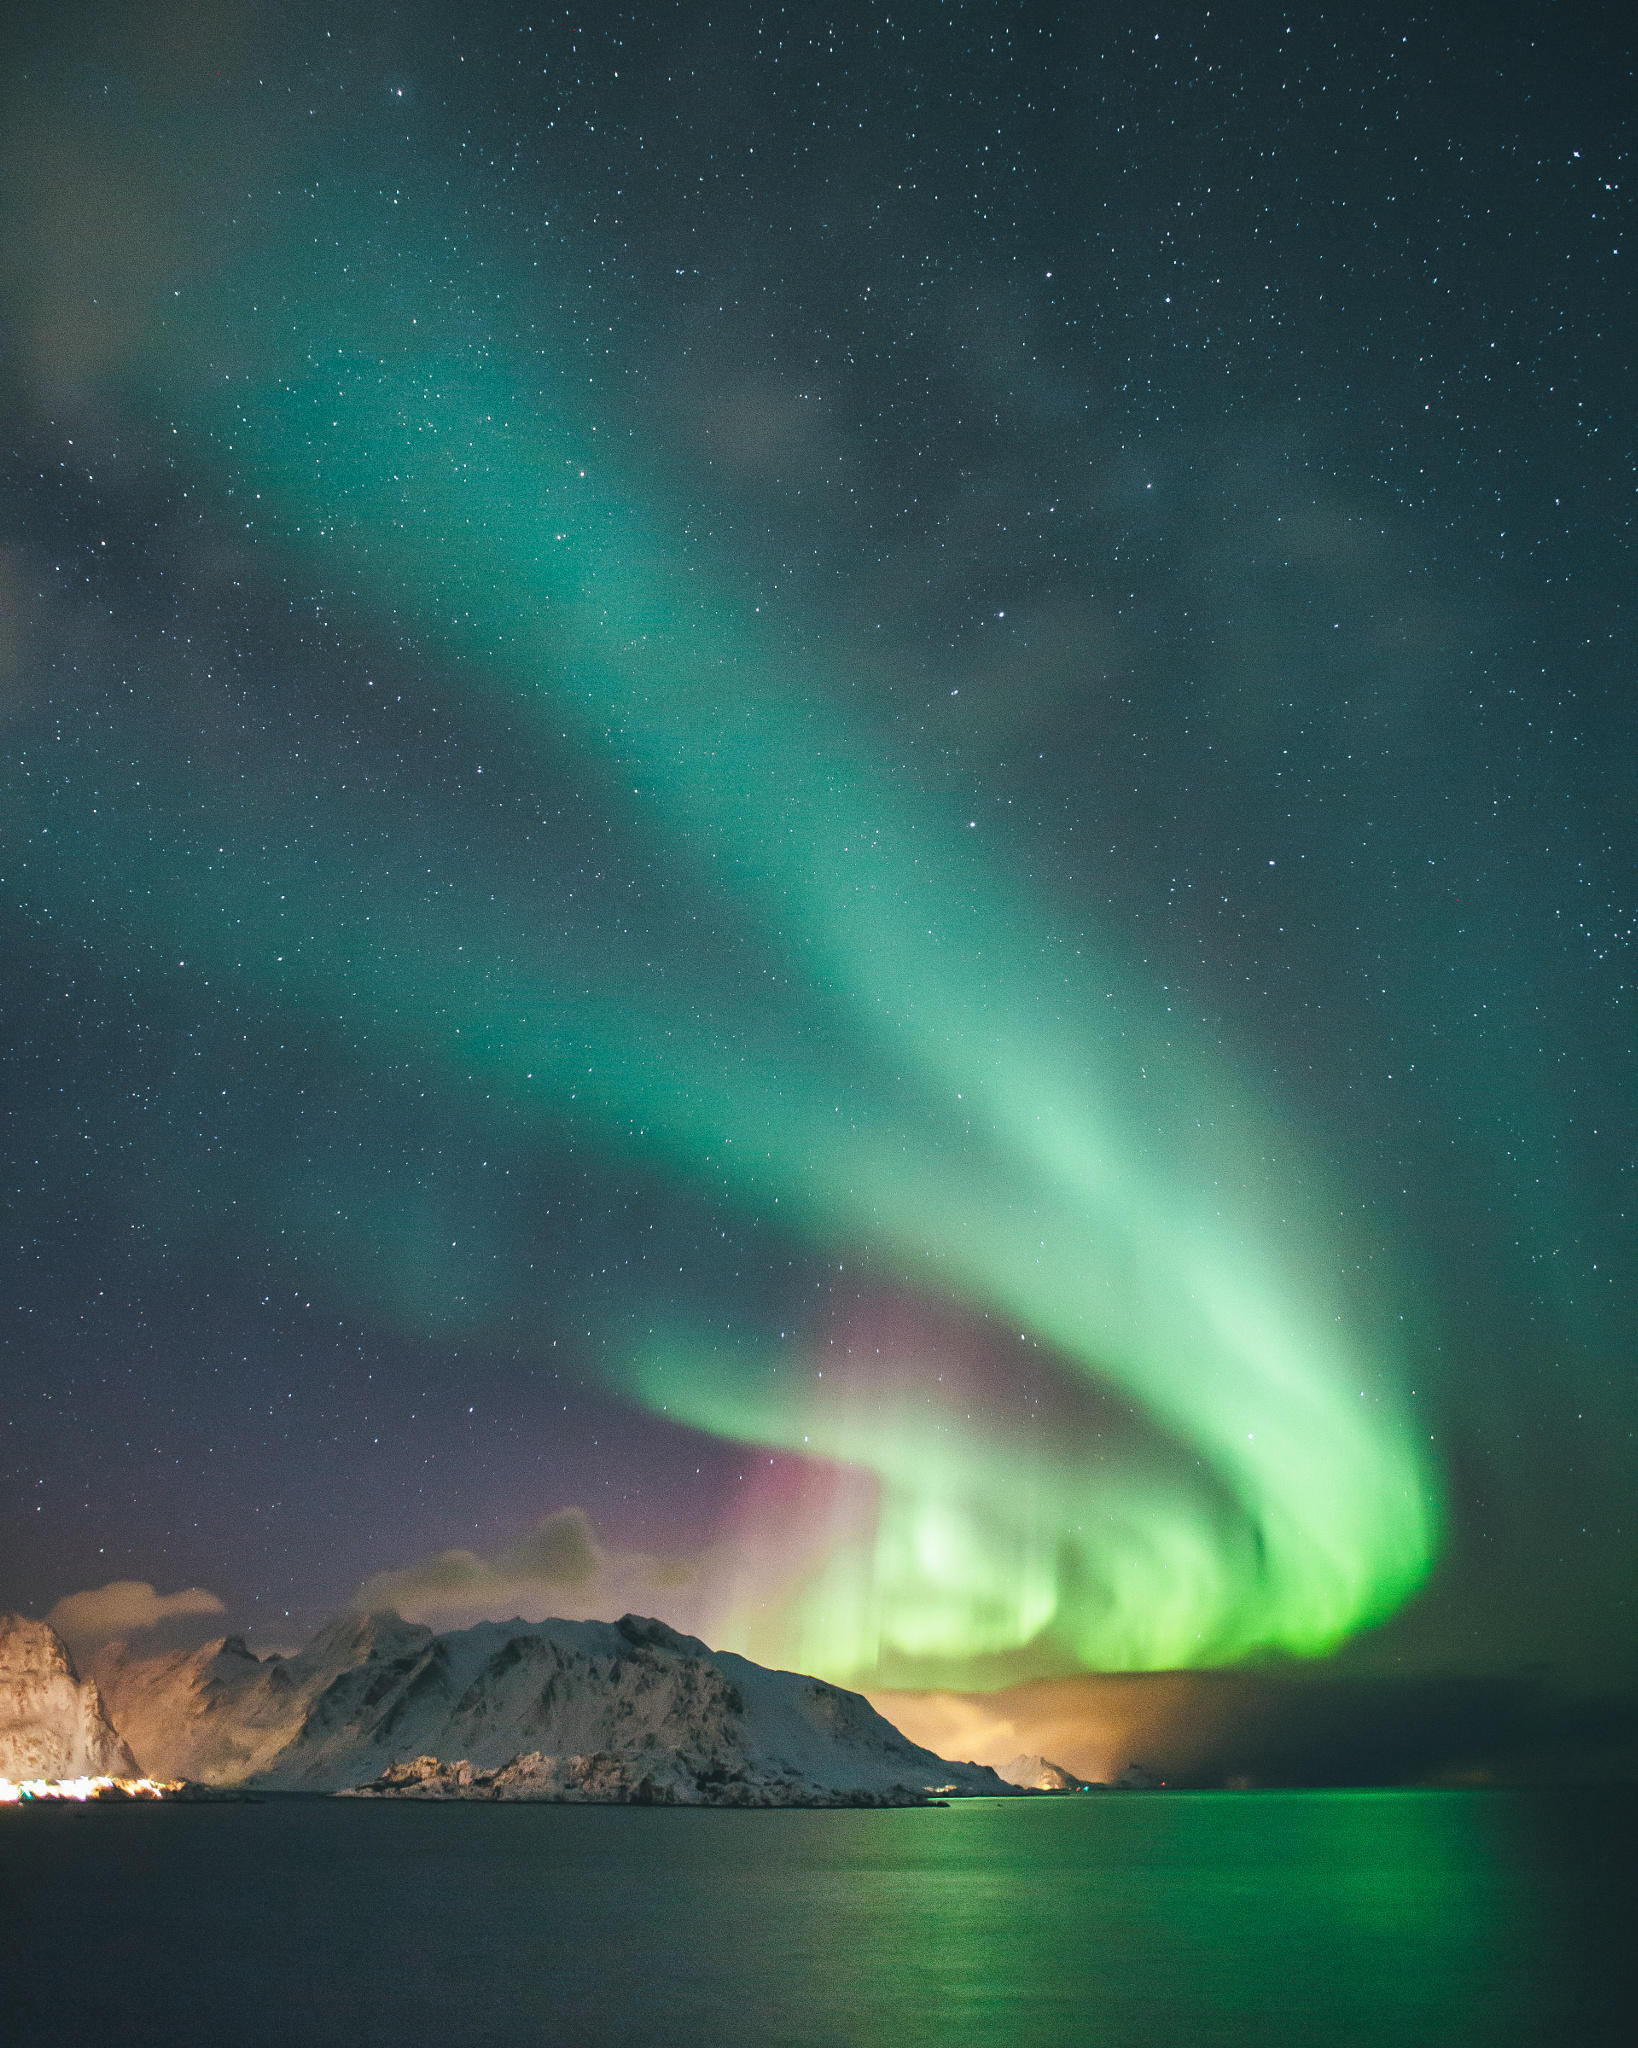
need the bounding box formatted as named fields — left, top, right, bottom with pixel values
left=0, top=1615, right=138, bottom=1780
left=94, top=1611, right=1013, bottom=1804
left=997, top=1751, right=1085, bottom=1791
left=93, top=1611, right=432, bottom=1785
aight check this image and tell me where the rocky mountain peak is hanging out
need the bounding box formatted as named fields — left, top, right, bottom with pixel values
left=0, top=1614, right=139, bottom=1780
left=998, top=1751, right=1084, bottom=1791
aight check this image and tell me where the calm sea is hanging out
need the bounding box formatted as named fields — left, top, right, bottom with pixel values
left=1, top=1789, right=1630, bottom=2045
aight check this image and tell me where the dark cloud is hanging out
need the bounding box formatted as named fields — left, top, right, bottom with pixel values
left=877, top=1669, right=1638, bottom=1790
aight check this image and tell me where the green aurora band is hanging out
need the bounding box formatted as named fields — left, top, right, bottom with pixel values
left=14, top=202, right=1441, bottom=1684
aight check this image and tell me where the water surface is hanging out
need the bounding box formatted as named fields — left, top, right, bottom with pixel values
left=1, top=1789, right=1628, bottom=2045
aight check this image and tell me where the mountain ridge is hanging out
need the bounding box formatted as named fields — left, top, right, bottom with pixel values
left=92, top=1609, right=1014, bottom=1805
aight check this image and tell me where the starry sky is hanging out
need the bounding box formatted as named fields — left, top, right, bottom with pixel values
left=2, top=1, right=1633, bottom=1765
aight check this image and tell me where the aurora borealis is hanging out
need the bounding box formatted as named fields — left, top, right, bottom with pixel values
left=3, top=2, right=1634, bottom=1757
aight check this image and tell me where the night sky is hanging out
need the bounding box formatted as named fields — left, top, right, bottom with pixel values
left=2, top=1, right=1633, bottom=1766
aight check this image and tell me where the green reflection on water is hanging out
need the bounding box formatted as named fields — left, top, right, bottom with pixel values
left=767, top=1794, right=1538, bottom=2048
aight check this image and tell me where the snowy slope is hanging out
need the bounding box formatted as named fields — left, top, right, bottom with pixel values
left=95, top=1611, right=1011, bottom=1804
